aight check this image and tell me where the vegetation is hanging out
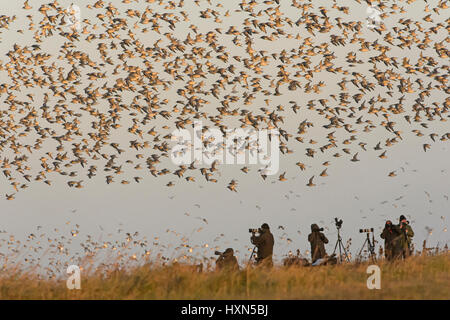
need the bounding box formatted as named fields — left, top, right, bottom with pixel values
left=0, top=253, right=448, bottom=299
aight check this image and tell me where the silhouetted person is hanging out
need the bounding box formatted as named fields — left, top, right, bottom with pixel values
left=215, top=248, right=239, bottom=272
left=308, top=224, right=328, bottom=263
left=250, top=223, right=274, bottom=268
left=397, top=215, right=414, bottom=258
left=380, top=220, right=400, bottom=260
left=283, top=249, right=310, bottom=267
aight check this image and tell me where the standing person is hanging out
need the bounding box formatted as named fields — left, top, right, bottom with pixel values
left=308, top=224, right=329, bottom=263
left=250, top=223, right=274, bottom=268
left=397, top=215, right=414, bottom=258
left=215, top=248, right=239, bottom=272
left=380, top=220, right=400, bottom=260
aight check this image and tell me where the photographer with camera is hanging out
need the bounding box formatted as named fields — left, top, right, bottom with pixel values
left=380, top=220, right=400, bottom=261
left=215, top=248, right=239, bottom=272
left=250, top=223, right=274, bottom=268
left=308, top=223, right=329, bottom=263
left=397, top=215, right=414, bottom=258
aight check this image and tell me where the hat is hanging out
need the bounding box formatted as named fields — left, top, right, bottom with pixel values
left=311, top=223, right=320, bottom=231
left=223, top=248, right=234, bottom=255
left=261, top=223, right=270, bottom=230
left=399, top=215, right=407, bottom=222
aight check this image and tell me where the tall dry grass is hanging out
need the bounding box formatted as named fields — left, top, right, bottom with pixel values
left=0, top=253, right=448, bottom=299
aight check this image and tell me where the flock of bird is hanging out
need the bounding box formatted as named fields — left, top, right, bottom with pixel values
left=0, top=221, right=215, bottom=278
left=0, top=219, right=320, bottom=278
left=0, top=0, right=448, bottom=199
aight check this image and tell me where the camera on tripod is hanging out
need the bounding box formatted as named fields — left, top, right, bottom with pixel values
left=214, top=251, right=222, bottom=256
left=332, top=217, right=350, bottom=263
left=334, top=218, right=343, bottom=229
left=249, top=228, right=259, bottom=233
left=357, top=227, right=377, bottom=262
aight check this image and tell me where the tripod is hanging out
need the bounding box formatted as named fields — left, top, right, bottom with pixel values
left=333, top=227, right=351, bottom=263
left=247, top=246, right=257, bottom=267
left=357, top=232, right=377, bottom=262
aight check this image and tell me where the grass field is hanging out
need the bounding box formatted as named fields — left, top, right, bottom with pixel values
left=0, top=253, right=448, bottom=299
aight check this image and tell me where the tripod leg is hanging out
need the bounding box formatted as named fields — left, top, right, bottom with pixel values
left=358, top=238, right=368, bottom=259
left=333, top=240, right=339, bottom=255
left=339, top=241, right=349, bottom=262
left=247, top=246, right=256, bottom=268
left=368, top=238, right=377, bottom=263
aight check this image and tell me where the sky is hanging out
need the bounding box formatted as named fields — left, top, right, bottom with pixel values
left=0, top=0, right=448, bottom=271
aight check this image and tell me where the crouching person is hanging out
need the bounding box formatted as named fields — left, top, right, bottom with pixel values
left=215, top=248, right=239, bottom=272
